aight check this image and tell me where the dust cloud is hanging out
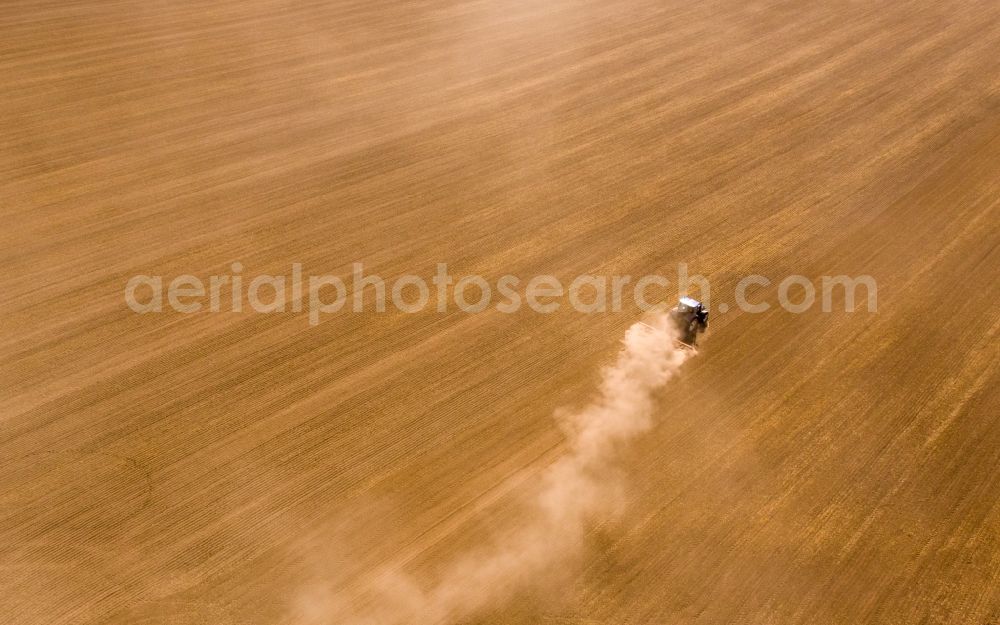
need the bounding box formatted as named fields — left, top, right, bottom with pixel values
left=297, top=311, right=694, bottom=624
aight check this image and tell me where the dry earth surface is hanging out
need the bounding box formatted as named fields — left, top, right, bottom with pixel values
left=3, top=0, right=1000, bottom=623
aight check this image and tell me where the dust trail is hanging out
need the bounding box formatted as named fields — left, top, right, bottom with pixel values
left=299, top=311, right=694, bottom=624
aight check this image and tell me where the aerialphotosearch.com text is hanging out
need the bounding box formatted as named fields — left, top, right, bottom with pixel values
left=124, top=262, right=877, bottom=325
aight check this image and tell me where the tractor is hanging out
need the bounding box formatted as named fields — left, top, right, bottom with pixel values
left=670, top=297, right=709, bottom=346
